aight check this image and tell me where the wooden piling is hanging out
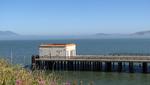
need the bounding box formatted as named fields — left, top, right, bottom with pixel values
left=118, top=62, right=122, bottom=72
left=129, top=62, right=134, bottom=73
left=105, top=62, right=112, bottom=72
left=32, top=55, right=150, bottom=73
left=142, top=62, right=148, bottom=73
left=31, top=55, right=36, bottom=70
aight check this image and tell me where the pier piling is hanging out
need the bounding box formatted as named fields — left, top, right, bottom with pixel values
left=129, top=62, right=134, bottom=73
left=32, top=55, right=150, bottom=73
left=142, top=62, right=148, bottom=73
left=118, top=62, right=122, bottom=72
left=105, top=62, right=112, bottom=72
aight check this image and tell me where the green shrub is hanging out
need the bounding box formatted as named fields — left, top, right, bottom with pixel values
left=0, top=59, right=62, bottom=85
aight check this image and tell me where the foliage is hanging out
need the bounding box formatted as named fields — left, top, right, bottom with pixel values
left=0, top=59, right=63, bottom=85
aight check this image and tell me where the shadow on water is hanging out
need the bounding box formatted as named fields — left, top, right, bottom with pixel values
left=48, top=71, right=150, bottom=85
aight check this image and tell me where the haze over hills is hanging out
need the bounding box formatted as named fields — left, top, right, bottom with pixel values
left=96, top=30, right=150, bottom=36
left=132, top=31, right=150, bottom=35
left=0, top=31, right=19, bottom=36
left=94, top=30, right=150, bottom=39
left=0, top=31, right=20, bottom=40
left=1, top=30, right=150, bottom=40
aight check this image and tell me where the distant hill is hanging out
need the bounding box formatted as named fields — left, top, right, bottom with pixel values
left=0, top=31, right=19, bottom=36
left=95, top=33, right=110, bottom=36
left=132, top=31, right=150, bottom=35
left=94, top=30, right=150, bottom=39
left=1, top=30, right=150, bottom=40
left=96, top=30, right=150, bottom=36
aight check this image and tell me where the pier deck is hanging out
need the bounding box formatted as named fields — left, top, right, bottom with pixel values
left=32, top=55, right=150, bottom=73
left=35, top=55, right=150, bottom=62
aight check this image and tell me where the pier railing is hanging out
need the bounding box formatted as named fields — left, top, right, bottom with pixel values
left=39, top=56, right=67, bottom=60
left=32, top=55, right=150, bottom=73
left=35, top=55, right=150, bottom=62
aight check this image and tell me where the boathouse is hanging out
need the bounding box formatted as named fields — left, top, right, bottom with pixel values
left=39, top=43, right=76, bottom=58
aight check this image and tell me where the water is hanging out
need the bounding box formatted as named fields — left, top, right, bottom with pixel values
left=58, top=71, right=150, bottom=85
left=0, top=39, right=150, bottom=85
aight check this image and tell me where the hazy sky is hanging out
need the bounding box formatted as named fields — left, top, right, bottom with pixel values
left=0, top=0, right=150, bottom=35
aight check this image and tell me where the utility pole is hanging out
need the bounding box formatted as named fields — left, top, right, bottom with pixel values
left=24, top=56, right=26, bottom=65
left=10, top=49, right=13, bottom=64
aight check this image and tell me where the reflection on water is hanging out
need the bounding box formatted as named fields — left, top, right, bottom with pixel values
left=52, top=71, right=150, bottom=85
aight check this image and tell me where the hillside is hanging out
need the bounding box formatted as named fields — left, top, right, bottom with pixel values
left=132, top=31, right=150, bottom=35
left=0, top=31, right=19, bottom=36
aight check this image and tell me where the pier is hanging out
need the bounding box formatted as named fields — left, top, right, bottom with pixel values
left=31, top=55, right=150, bottom=73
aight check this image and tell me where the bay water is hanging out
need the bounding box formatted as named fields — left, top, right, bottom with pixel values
left=0, top=39, right=150, bottom=85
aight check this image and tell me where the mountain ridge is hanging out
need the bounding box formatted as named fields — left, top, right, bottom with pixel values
left=1, top=30, right=150, bottom=40
left=0, top=31, right=19, bottom=36
left=132, top=31, right=150, bottom=35
left=96, top=30, right=150, bottom=36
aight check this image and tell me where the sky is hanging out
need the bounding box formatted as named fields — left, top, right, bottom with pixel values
left=0, top=0, right=150, bottom=35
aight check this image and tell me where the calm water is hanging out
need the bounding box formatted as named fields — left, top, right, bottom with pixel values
left=57, top=71, right=150, bottom=85
left=0, top=39, right=150, bottom=85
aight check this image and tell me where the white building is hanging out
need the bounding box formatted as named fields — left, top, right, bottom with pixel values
left=39, top=43, right=76, bottom=58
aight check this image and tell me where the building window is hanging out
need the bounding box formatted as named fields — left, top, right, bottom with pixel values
left=70, top=50, right=75, bottom=56
left=66, top=51, right=69, bottom=56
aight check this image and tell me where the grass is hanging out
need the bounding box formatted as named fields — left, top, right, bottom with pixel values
left=0, top=59, right=63, bottom=85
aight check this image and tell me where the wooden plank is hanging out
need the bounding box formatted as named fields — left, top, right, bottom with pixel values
left=34, top=55, right=150, bottom=62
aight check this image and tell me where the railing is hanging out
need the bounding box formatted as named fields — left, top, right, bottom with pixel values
left=36, top=55, right=150, bottom=61
left=39, top=56, right=67, bottom=60
left=72, top=55, right=150, bottom=61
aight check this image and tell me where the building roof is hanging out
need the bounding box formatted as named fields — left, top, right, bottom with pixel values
left=40, top=43, right=76, bottom=47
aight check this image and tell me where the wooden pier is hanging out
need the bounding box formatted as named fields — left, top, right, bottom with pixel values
left=31, top=55, right=150, bottom=73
